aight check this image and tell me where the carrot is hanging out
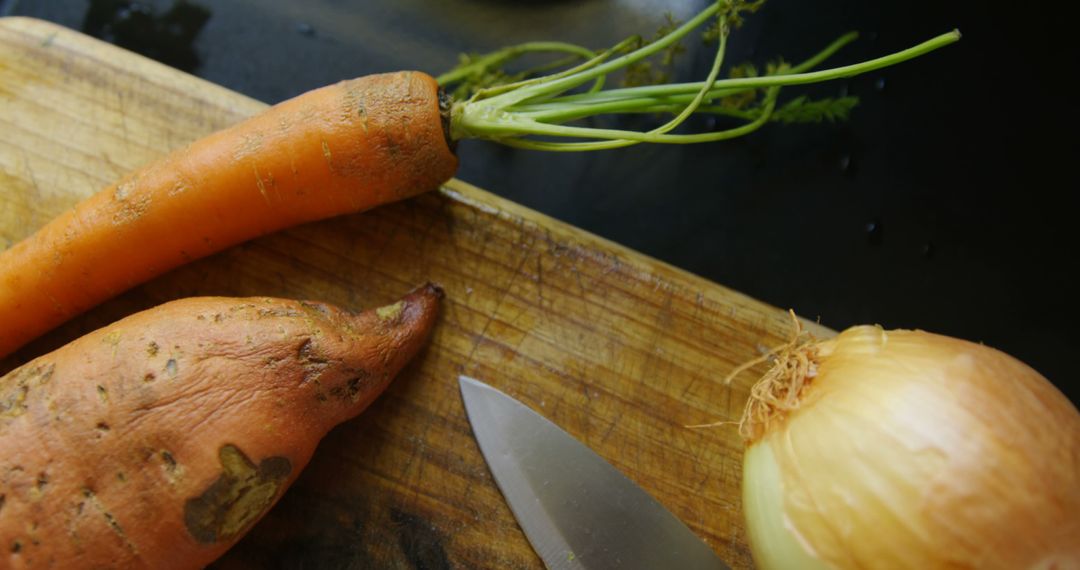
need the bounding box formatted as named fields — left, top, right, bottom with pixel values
left=0, top=1, right=959, bottom=359
left=0, top=71, right=456, bottom=359
left=0, top=283, right=441, bottom=569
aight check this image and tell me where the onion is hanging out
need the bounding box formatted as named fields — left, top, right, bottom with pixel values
left=738, top=325, right=1080, bottom=569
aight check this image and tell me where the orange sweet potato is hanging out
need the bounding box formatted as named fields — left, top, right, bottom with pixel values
left=0, top=283, right=441, bottom=569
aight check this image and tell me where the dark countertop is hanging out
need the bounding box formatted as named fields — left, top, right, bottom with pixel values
left=5, top=0, right=1076, bottom=404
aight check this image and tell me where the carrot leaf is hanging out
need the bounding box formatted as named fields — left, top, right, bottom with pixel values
left=443, top=0, right=959, bottom=151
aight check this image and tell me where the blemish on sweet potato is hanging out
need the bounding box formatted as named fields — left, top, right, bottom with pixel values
left=297, top=338, right=330, bottom=385
left=0, top=385, right=29, bottom=419
left=29, top=473, right=48, bottom=500
left=162, top=451, right=177, bottom=472
left=329, top=374, right=369, bottom=403
left=160, top=450, right=183, bottom=485
left=1, top=363, right=55, bottom=419
left=258, top=308, right=301, bottom=319
left=299, top=301, right=332, bottom=318
left=346, top=377, right=364, bottom=400
left=376, top=301, right=404, bottom=322
left=183, top=444, right=291, bottom=544
left=81, top=487, right=138, bottom=554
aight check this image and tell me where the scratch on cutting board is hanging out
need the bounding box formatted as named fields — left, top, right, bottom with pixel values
left=20, top=151, right=42, bottom=197
left=105, top=85, right=132, bottom=148
left=0, top=154, right=42, bottom=241
left=463, top=245, right=532, bottom=368
left=391, top=508, right=452, bottom=570
left=534, top=251, right=546, bottom=310
left=98, top=149, right=133, bottom=180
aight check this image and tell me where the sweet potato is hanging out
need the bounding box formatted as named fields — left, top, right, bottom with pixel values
left=0, top=283, right=441, bottom=569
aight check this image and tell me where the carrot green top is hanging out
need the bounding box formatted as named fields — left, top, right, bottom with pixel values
left=439, top=0, right=960, bottom=151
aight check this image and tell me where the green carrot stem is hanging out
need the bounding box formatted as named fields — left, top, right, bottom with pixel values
left=445, top=0, right=959, bottom=151
left=517, top=29, right=955, bottom=114
left=435, top=41, right=597, bottom=86
left=527, top=31, right=859, bottom=109
left=475, top=3, right=722, bottom=109
left=496, top=87, right=782, bottom=151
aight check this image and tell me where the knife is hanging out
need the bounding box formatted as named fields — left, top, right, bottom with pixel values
left=458, top=375, right=730, bottom=570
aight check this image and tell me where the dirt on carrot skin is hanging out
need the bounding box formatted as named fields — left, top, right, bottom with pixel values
left=0, top=283, right=442, bottom=569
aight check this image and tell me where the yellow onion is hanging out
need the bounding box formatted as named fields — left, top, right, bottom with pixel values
left=739, top=325, right=1080, bottom=569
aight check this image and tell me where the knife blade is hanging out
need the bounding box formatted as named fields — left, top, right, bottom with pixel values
left=458, top=375, right=729, bottom=570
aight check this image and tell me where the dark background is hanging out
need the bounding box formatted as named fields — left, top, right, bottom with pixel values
left=4, top=0, right=1076, bottom=404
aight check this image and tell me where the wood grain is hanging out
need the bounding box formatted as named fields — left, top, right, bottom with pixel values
left=0, top=17, right=831, bottom=569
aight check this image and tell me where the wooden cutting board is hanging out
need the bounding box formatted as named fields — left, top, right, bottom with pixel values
left=0, top=17, right=832, bottom=569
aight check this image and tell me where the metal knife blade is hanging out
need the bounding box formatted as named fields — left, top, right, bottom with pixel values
left=459, top=375, right=729, bottom=570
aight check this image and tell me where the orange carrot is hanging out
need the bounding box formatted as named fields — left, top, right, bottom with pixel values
left=0, top=71, right=457, bottom=359
left=0, top=283, right=441, bottom=569
left=0, top=6, right=958, bottom=359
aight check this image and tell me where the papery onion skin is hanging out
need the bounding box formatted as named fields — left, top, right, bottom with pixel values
left=741, top=325, right=1080, bottom=570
